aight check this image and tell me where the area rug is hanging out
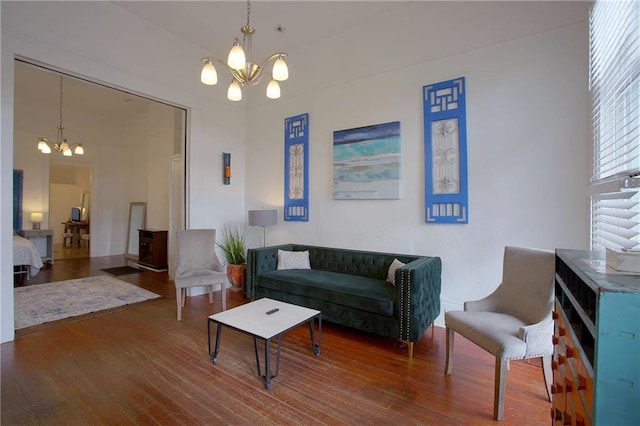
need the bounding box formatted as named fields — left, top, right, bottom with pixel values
left=101, top=266, right=141, bottom=276
left=14, top=275, right=161, bottom=329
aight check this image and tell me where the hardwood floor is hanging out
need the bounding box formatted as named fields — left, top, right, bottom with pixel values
left=52, top=242, right=90, bottom=261
left=3, top=256, right=550, bottom=425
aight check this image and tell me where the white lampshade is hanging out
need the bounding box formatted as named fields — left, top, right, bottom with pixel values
left=74, top=144, right=84, bottom=155
left=272, top=57, right=288, bottom=81
left=248, top=209, right=278, bottom=227
left=30, top=212, right=43, bottom=223
left=30, top=212, right=43, bottom=229
left=266, top=79, right=281, bottom=99
left=201, top=60, right=218, bottom=85
left=227, top=40, right=246, bottom=70
left=63, top=147, right=72, bottom=156
left=227, top=80, right=242, bottom=101
left=249, top=209, right=277, bottom=247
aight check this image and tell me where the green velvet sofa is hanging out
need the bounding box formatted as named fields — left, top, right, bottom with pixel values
left=246, top=244, right=442, bottom=357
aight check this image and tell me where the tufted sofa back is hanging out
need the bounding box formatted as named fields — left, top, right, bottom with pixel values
left=292, top=244, right=419, bottom=279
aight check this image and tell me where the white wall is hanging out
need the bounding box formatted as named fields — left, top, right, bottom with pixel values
left=246, top=22, right=590, bottom=325
left=1, top=1, right=589, bottom=342
left=1, top=1, right=246, bottom=342
left=13, top=129, right=51, bottom=226
left=145, top=103, right=176, bottom=230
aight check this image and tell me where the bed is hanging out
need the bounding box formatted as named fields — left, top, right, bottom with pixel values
left=13, top=235, right=44, bottom=280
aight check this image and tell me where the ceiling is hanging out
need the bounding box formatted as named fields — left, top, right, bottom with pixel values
left=12, top=1, right=587, bottom=119
left=14, top=1, right=408, bottom=120
left=113, top=1, right=407, bottom=64
left=14, top=61, right=155, bottom=121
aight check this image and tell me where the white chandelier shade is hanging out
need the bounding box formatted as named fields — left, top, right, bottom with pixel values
left=37, top=75, right=84, bottom=157
left=266, top=79, right=281, bottom=99
left=200, top=0, right=289, bottom=101
left=227, top=80, right=243, bottom=101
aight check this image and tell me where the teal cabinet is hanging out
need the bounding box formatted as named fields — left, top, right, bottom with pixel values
left=554, top=249, right=639, bottom=425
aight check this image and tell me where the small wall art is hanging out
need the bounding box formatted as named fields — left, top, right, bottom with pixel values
left=423, top=77, right=468, bottom=223
left=333, top=121, right=401, bottom=200
left=223, top=152, right=231, bottom=185
left=284, top=113, right=309, bottom=221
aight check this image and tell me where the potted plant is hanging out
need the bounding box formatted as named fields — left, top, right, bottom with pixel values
left=216, top=226, right=247, bottom=292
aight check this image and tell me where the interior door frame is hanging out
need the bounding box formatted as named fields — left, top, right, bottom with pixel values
left=15, top=57, right=189, bottom=262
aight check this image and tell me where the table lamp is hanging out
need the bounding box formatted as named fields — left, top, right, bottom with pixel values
left=30, top=212, right=43, bottom=230
left=248, top=209, right=277, bottom=247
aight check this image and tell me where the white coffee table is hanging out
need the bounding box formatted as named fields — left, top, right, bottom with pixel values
left=207, top=297, right=322, bottom=389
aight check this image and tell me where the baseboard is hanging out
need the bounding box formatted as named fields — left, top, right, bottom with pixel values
left=133, top=263, right=168, bottom=272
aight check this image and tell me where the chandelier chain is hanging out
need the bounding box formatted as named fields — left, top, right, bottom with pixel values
left=36, top=75, right=84, bottom=156
left=59, top=77, right=63, bottom=129
left=246, top=0, right=251, bottom=27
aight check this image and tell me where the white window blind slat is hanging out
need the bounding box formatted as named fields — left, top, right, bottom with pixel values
left=589, top=0, right=639, bottom=252
left=591, top=189, right=639, bottom=251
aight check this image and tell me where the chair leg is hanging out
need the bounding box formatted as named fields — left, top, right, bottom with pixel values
left=208, top=286, right=214, bottom=304
left=445, top=327, right=454, bottom=375
left=542, top=355, right=553, bottom=402
left=494, top=357, right=507, bottom=421
left=176, top=288, right=183, bottom=321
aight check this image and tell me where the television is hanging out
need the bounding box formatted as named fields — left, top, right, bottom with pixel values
left=71, top=207, right=81, bottom=222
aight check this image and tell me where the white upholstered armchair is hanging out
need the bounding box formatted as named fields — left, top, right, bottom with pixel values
left=444, top=246, right=555, bottom=420
left=174, top=229, right=228, bottom=321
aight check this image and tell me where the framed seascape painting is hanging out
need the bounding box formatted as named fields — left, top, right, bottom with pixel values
left=333, top=121, right=401, bottom=200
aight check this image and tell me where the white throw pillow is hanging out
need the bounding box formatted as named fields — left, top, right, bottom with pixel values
left=277, top=250, right=311, bottom=270
left=387, top=258, right=406, bottom=285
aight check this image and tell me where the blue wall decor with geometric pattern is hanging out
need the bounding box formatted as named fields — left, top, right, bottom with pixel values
left=284, top=113, right=309, bottom=221
left=13, top=169, right=23, bottom=232
left=423, top=77, right=468, bottom=223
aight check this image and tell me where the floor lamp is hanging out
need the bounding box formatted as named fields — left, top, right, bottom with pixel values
left=248, top=209, right=278, bottom=247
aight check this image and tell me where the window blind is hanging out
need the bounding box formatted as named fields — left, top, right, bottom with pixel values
left=589, top=0, right=639, bottom=251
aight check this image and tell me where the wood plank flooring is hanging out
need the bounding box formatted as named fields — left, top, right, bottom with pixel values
left=3, top=255, right=550, bottom=425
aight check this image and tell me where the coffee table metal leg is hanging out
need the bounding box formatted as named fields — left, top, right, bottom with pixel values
left=256, top=335, right=282, bottom=390
left=264, top=338, right=272, bottom=389
left=274, top=335, right=282, bottom=378
left=309, top=315, right=322, bottom=356
left=254, top=337, right=261, bottom=377
left=207, top=318, right=212, bottom=356
left=211, top=324, right=222, bottom=364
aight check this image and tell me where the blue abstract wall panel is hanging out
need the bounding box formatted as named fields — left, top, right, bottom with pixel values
left=284, top=113, right=309, bottom=221
left=423, top=77, right=468, bottom=223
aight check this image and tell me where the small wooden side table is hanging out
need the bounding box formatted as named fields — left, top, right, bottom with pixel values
left=138, top=229, right=168, bottom=270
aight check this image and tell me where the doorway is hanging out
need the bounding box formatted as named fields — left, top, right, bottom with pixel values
left=13, top=59, right=187, bottom=272
left=50, top=164, right=91, bottom=260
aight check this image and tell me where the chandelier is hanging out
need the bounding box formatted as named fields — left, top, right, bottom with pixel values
left=37, top=76, right=84, bottom=157
left=200, top=0, right=289, bottom=101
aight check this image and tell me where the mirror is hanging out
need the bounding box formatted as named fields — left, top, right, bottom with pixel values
left=126, top=202, right=146, bottom=258
left=80, top=191, right=90, bottom=222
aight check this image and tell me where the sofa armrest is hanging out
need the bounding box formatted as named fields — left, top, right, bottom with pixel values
left=246, top=244, right=294, bottom=298
left=396, top=256, right=442, bottom=342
